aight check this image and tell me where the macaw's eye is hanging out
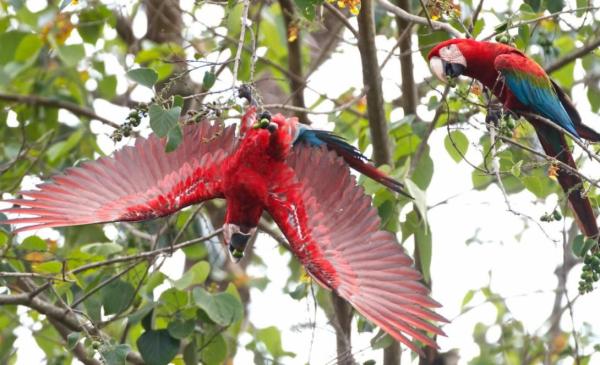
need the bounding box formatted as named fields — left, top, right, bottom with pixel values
left=267, top=122, right=278, bottom=133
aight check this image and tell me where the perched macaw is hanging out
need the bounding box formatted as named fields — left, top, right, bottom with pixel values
left=0, top=105, right=445, bottom=352
left=428, top=39, right=600, bottom=240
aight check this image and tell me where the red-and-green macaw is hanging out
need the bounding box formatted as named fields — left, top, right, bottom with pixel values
left=0, top=105, right=445, bottom=352
left=428, top=39, right=600, bottom=240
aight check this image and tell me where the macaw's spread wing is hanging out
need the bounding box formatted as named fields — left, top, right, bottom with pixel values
left=494, top=53, right=579, bottom=138
left=1, top=122, right=237, bottom=232
left=266, top=146, right=445, bottom=352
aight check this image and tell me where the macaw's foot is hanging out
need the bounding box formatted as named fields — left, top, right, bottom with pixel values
left=238, top=84, right=253, bottom=104
left=485, top=107, right=504, bottom=126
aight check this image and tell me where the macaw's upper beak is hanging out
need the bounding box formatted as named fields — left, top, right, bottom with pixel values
left=429, top=56, right=466, bottom=82
left=223, top=223, right=257, bottom=262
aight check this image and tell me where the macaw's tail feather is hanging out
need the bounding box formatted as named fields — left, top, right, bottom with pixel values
left=550, top=80, right=600, bottom=142
left=531, top=117, right=600, bottom=240
left=309, top=130, right=412, bottom=198
left=575, top=124, right=600, bottom=143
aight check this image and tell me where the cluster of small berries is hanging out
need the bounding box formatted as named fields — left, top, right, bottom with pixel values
left=111, top=104, right=148, bottom=142
left=540, top=209, right=562, bottom=222
left=499, top=116, right=516, bottom=136
left=580, top=252, right=600, bottom=294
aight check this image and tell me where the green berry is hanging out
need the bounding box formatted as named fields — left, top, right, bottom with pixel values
left=505, top=118, right=515, bottom=130
left=111, top=131, right=122, bottom=142
left=552, top=210, right=562, bottom=221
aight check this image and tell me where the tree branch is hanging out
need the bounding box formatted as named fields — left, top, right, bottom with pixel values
left=279, top=0, right=308, bottom=123
left=358, top=0, right=392, bottom=165
left=377, top=0, right=462, bottom=37
left=545, top=37, right=600, bottom=74
left=0, top=93, right=119, bottom=129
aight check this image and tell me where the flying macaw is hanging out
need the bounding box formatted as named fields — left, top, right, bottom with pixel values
left=428, top=39, right=600, bottom=241
left=0, top=105, right=445, bottom=352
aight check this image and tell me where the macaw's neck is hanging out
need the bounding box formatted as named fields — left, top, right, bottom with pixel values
left=459, top=41, right=516, bottom=100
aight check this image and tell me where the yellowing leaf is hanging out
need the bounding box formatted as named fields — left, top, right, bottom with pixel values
left=288, top=25, right=298, bottom=42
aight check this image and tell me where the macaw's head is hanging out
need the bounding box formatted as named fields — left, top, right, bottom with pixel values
left=428, top=39, right=470, bottom=82
left=223, top=223, right=257, bottom=262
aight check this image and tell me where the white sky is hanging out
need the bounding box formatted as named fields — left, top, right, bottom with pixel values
left=5, top=0, right=600, bottom=364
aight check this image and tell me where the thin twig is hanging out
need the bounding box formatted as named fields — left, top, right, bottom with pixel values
left=231, top=0, right=250, bottom=88
left=0, top=93, right=120, bottom=129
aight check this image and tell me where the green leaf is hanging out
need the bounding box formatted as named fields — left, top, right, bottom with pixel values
left=294, top=0, right=318, bottom=20
left=78, top=7, right=112, bottom=44
left=158, top=287, right=188, bottom=315
left=165, top=124, right=183, bottom=153
left=144, top=271, right=166, bottom=295
left=0, top=31, right=28, bottom=65
left=183, top=340, right=197, bottom=365
left=444, top=130, right=469, bottom=163
left=524, top=0, right=541, bottom=12
left=173, top=95, right=184, bottom=108
left=192, top=288, right=243, bottom=326
left=461, top=289, right=475, bottom=309
left=405, top=179, right=427, bottom=227
left=545, top=0, right=564, bottom=12
left=80, top=242, right=123, bottom=256
left=0, top=231, right=8, bottom=248
left=20, top=236, right=47, bottom=251
left=199, top=332, right=228, bottom=365
left=202, top=70, right=216, bottom=90
left=14, top=34, right=42, bottom=62
left=126, top=68, right=158, bottom=88
left=98, top=75, right=117, bottom=99
left=35, top=262, right=62, bottom=274
left=417, top=26, right=450, bottom=61
left=101, top=279, right=135, bottom=315
left=136, top=329, right=180, bottom=365
left=370, top=332, right=394, bottom=350
left=167, top=318, right=195, bottom=339
left=588, top=84, right=600, bottom=113
left=66, top=332, right=81, bottom=350
left=100, top=344, right=130, bottom=365
left=572, top=235, right=596, bottom=257
left=414, top=214, right=432, bottom=283
left=516, top=25, right=530, bottom=50
left=149, top=105, right=181, bottom=138
left=47, top=129, right=84, bottom=163
left=57, top=44, right=85, bottom=67
left=174, top=261, right=210, bottom=290
left=511, top=160, right=523, bottom=177
left=411, top=150, right=433, bottom=190
left=256, top=326, right=295, bottom=358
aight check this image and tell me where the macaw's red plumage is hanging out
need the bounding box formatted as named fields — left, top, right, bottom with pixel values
left=428, top=39, right=600, bottom=242
left=1, top=106, right=445, bottom=352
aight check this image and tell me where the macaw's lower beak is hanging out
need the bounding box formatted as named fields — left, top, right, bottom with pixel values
left=223, top=223, right=257, bottom=262
left=444, top=61, right=466, bottom=79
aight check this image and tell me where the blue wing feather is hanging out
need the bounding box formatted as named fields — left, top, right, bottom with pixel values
left=496, top=56, right=579, bottom=138
left=293, top=125, right=368, bottom=161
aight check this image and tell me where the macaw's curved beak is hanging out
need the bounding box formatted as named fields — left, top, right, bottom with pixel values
left=429, top=56, right=466, bottom=82
left=223, top=223, right=257, bottom=262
